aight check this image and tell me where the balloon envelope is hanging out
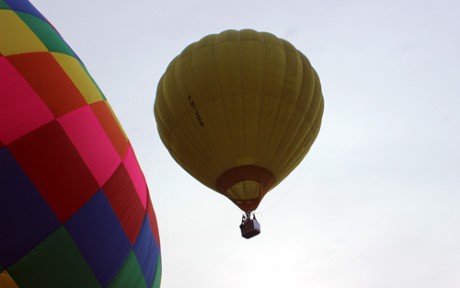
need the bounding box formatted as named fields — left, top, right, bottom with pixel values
left=0, top=1, right=161, bottom=287
left=155, top=29, right=324, bottom=212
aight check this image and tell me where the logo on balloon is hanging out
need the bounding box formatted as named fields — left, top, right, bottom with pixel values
left=188, top=95, right=205, bottom=127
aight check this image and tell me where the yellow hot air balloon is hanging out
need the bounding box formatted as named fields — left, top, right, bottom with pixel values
left=154, top=29, right=324, bottom=238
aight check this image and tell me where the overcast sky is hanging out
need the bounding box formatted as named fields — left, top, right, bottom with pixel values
left=33, top=0, right=460, bottom=287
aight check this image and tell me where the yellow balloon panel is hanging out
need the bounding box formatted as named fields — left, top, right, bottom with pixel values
left=155, top=29, right=324, bottom=211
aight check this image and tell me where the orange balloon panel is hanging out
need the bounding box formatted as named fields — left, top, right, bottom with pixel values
left=155, top=29, right=324, bottom=212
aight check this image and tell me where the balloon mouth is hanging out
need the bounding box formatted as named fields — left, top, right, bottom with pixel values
left=215, top=165, right=276, bottom=211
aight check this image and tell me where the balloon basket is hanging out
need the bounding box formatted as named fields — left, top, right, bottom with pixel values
left=240, top=217, right=261, bottom=239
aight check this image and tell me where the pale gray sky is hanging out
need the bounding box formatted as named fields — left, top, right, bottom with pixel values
left=34, top=0, right=460, bottom=287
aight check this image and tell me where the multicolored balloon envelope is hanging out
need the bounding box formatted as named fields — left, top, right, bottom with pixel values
left=0, top=1, right=161, bottom=287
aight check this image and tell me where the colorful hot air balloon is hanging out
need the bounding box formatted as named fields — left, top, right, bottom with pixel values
left=154, top=29, right=324, bottom=238
left=0, top=1, right=161, bottom=287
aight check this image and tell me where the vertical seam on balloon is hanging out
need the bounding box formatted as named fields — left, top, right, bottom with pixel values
left=237, top=31, right=247, bottom=200
left=179, top=48, right=212, bottom=179
left=255, top=33, right=275, bottom=200
left=269, top=50, right=308, bottom=177
left=161, top=68, right=177, bottom=146
left=277, top=58, right=312, bottom=173
left=274, top=49, right=308, bottom=173
left=215, top=32, right=237, bottom=178
left=217, top=33, right=236, bottom=172
left=264, top=38, right=291, bottom=172
left=278, top=61, right=319, bottom=176
left=213, top=35, right=234, bottom=171
left=252, top=33, right=264, bottom=201
left=153, top=86, right=171, bottom=154
left=259, top=33, right=281, bottom=171
left=192, top=42, right=223, bottom=173
left=190, top=43, right=215, bottom=172
left=254, top=32, right=266, bottom=171
left=249, top=33, right=261, bottom=171
left=301, top=74, right=324, bottom=152
left=169, top=54, right=204, bottom=172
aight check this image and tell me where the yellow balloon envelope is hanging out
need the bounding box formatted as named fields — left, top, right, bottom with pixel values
left=155, top=29, right=324, bottom=212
